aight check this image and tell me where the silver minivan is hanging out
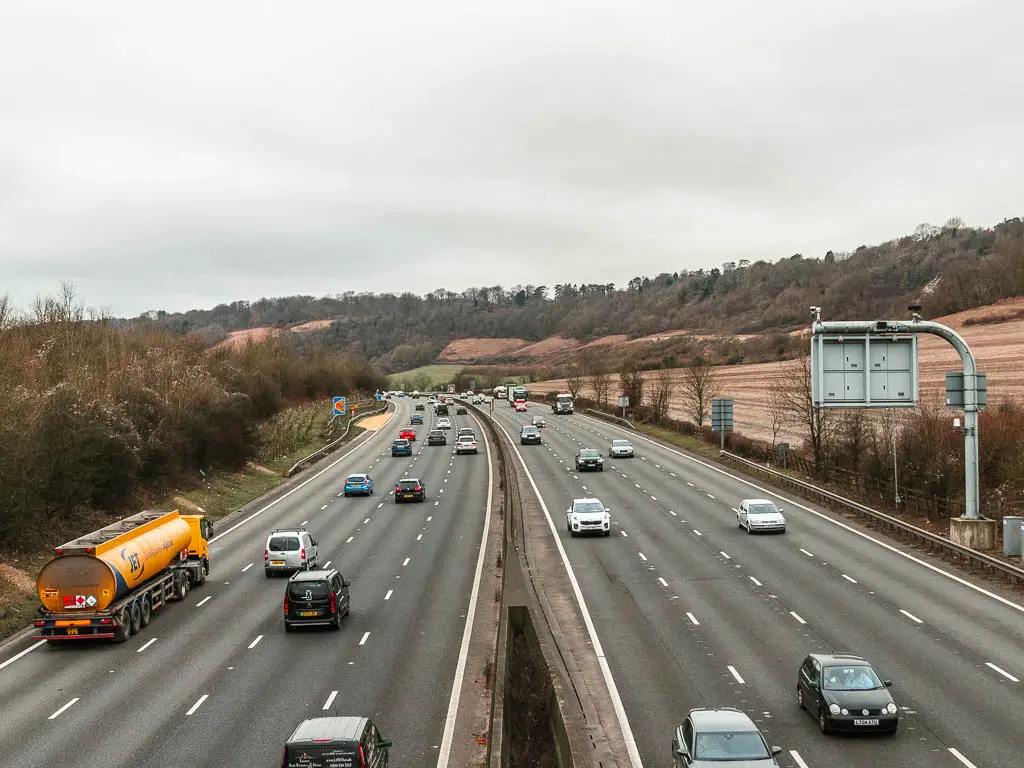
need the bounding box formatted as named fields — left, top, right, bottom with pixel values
left=265, top=528, right=320, bottom=576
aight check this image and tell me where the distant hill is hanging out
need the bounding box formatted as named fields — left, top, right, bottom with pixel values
left=138, top=216, right=1024, bottom=372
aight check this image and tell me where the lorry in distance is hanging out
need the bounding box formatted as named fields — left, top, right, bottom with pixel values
left=552, top=392, right=574, bottom=414
left=34, top=509, right=211, bottom=643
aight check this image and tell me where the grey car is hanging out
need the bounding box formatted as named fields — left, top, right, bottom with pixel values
left=264, top=528, right=320, bottom=576
left=672, top=708, right=782, bottom=767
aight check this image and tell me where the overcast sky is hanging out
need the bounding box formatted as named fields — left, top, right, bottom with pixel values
left=3, top=0, right=1023, bottom=317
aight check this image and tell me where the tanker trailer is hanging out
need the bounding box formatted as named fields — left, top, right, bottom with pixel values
left=34, top=509, right=212, bottom=643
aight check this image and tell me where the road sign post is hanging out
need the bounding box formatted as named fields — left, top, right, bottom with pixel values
left=810, top=306, right=994, bottom=549
left=617, top=395, right=629, bottom=420
left=711, top=398, right=734, bottom=451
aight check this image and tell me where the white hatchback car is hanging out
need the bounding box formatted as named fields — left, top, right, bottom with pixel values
left=737, top=498, right=787, bottom=534
left=436, top=417, right=452, bottom=430
left=608, top=439, right=635, bottom=458
left=566, top=497, right=611, bottom=537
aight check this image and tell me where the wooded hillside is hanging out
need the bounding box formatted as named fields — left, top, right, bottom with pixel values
left=142, top=217, right=1024, bottom=372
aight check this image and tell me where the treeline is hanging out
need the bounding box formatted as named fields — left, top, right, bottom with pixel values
left=138, top=217, right=1024, bottom=371
left=0, top=287, right=387, bottom=552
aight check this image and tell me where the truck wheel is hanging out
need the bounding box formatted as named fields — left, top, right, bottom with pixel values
left=174, top=571, right=189, bottom=599
left=129, top=600, right=142, bottom=635
left=140, top=594, right=152, bottom=627
left=196, top=558, right=208, bottom=585
left=114, top=607, right=131, bottom=643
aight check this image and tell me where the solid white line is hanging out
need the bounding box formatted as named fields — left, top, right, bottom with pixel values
left=842, top=574, right=857, bottom=583
left=402, top=557, right=410, bottom=567
left=985, top=662, right=1020, bottom=682
left=489, top=420, right=644, bottom=767
left=790, top=611, right=807, bottom=625
left=720, top=551, right=731, bottom=560
left=196, top=596, right=212, bottom=607
left=669, top=510, right=677, bottom=516
left=436, top=409, right=495, bottom=768
left=799, top=548, right=814, bottom=557
left=241, top=563, right=253, bottom=572
left=48, top=697, right=80, bottom=720
left=750, top=576, right=762, bottom=587
left=320, top=504, right=328, bottom=510
left=384, top=590, right=394, bottom=601
left=638, top=552, right=648, bottom=561
left=137, top=638, right=157, bottom=653
left=686, top=612, right=700, bottom=625
left=899, top=609, right=923, bottom=624
left=948, top=748, right=980, bottom=768
left=185, top=694, right=208, bottom=716
left=0, top=639, right=46, bottom=671
left=209, top=410, right=392, bottom=544
left=346, top=536, right=354, bottom=543
left=323, top=690, right=338, bottom=710
left=248, top=634, right=264, bottom=650
left=574, top=409, right=1024, bottom=618
left=790, top=750, right=811, bottom=768
left=658, top=577, right=668, bottom=587
left=727, top=665, right=745, bottom=684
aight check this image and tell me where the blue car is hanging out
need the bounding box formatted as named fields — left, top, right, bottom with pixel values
left=391, top=439, right=412, bottom=457
left=343, top=473, right=374, bottom=497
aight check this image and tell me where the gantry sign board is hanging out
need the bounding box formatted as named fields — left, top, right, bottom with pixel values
left=811, top=334, right=919, bottom=408
left=711, top=398, right=734, bottom=433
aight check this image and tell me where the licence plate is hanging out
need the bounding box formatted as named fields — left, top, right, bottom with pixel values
left=271, top=560, right=285, bottom=566
left=854, top=719, right=879, bottom=726
left=404, top=493, right=415, bottom=498
left=300, top=610, right=318, bottom=617
left=66, top=627, right=78, bottom=635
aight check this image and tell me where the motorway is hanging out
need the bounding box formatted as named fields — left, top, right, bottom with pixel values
left=489, top=401, right=1024, bottom=768
left=0, top=398, right=490, bottom=768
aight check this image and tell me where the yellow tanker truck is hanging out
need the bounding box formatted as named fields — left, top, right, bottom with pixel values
left=33, top=509, right=212, bottom=643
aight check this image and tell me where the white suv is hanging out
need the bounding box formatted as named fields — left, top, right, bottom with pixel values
left=566, top=498, right=611, bottom=537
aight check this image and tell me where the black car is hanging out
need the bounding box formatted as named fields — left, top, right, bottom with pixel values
left=575, top=448, right=604, bottom=471
left=797, top=653, right=899, bottom=734
left=394, top=478, right=426, bottom=503
left=520, top=426, right=542, bottom=445
left=284, top=569, right=350, bottom=632
left=414, top=403, right=425, bottom=411
left=427, top=429, right=447, bottom=446
left=284, top=716, right=391, bottom=767
left=456, top=405, right=467, bottom=414
left=435, top=403, right=449, bottom=416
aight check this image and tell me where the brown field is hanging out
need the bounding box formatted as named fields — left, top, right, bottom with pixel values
left=215, top=326, right=281, bottom=349
left=437, top=337, right=528, bottom=360
left=290, top=319, right=334, bottom=332
left=515, top=335, right=583, bottom=357
left=531, top=304, right=1024, bottom=446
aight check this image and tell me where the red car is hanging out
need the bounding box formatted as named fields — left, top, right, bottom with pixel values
left=399, top=429, right=416, bottom=441
left=514, top=400, right=527, bottom=412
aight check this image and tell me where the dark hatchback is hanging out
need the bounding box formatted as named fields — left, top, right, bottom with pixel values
left=797, top=653, right=899, bottom=734
left=575, top=448, right=604, bottom=471
left=283, top=716, right=391, bottom=767
left=520, top=425, right=542, bottom=445
left=284, top=569, right=350, bottom=632
left=427, top=429, right=447, bottom=446
left=394, top=478, right=426, bottom=503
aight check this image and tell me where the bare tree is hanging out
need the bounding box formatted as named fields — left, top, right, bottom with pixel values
left=589, top=368, right=611, bottom=406
left=777, top=353, right=837, bottom=476
left=648, top=367, right=674, bottom=423
left=565, top=365, right=585, bottom=400
left=837, top=410, right=871, bottom=491
left=767, top=381, right=787, bottom=449
left=679, top=355, right=719, bottom=428
left=618, top=360, right=644, bottom=414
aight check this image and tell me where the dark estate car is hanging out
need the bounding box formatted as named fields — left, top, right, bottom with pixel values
left=427, top=429, right=447, bottom=446
left=283, top=716, right=391, bottom=767
left=797, top=653, right=899, bottom=734
left=456, top=405, right=467, bottom=414
left=284, top=569, right=350, bottom=632
left=414, top=403, right=425, bottom=411
left=394, top=478, right=426, bottom=503
left=575, top=448, right=604, bottom=471
left=520, top=425, right=542, bottom=445
left=391, top=439, right=412, bottom=457
left=672, top=708, right=782, bottom=767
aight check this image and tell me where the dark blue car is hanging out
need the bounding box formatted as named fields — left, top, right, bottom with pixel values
left=343, top=473, right=374, bottom=497
left=391, top=439, right=412, bottom=457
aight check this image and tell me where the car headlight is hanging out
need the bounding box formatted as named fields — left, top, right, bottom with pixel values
left=829, top=704, right=841, bottom=715
left=886, top=703, right=897, bottom=715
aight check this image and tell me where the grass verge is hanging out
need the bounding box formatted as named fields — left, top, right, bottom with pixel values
left=388, top=364, right=464, bottom=388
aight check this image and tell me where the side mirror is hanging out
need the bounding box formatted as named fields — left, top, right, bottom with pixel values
left=884, top=680, right=892, bottom=687
left=381, top=738, right=392, bottom=748
left=771, top=746, right=782, bottom=756
left=207, top=523, right=214, bottom=537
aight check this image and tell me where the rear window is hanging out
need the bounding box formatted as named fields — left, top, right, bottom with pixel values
left=398, top=480, right=420, bottom=489
left=270, top=536, right=300, bottom=552
left=346, top=475, right=367, bottom=483
left=522, top=427, right=538, bottom=435
left=288, top=580, right=329, bottom=600
left=579, top=449, right=600, bottom=458
left=284, top=743, right=359, bottom=767
left=574, top=500, right=604, bottom=514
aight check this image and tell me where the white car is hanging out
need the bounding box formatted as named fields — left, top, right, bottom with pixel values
left=436, top=417, right=452, bottom=430
left=566, top=497, right=611, bottom=537
left=455, top=436, right=478, bottom=454
left=737, top=498, right=787, bottom=534
left=608, top=439, right=635, bottom=458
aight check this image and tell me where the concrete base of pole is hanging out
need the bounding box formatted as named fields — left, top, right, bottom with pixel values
left=949, top=517, right=997, bottom=551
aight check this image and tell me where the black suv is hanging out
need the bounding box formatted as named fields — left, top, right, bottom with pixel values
left=284, top=569, right=350, bottom=632
left=394, top=478, right=426, bottom=503
left=575, top=448, right=604, bottom=471
left=435, top=403, right=449, bottom=416
left=427, top=429, right=447, bottom=446
left=520, top=425, right=542, bottom=445
left=283, top=716, right=392, bottom=767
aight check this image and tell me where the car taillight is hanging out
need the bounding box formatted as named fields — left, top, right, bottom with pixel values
left=330, top=591, right=336, bottom=612
left=358, top=745, right=366, bottom=767
left=300, top=548, right=306, bottom=561
left=283, top=596, right=289, bottom=613
left=415, top=486, right=422, bottom=492
left=264, top=548, right=269, bottom=562
left=281, top=748, right=286, bottom=768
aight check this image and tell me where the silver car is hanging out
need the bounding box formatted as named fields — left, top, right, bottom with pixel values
left=608, top=439, right=635, bottom=458
left=737, top=498, right=787, bottom=534
left=265, top=528, right=320, bottom=576
left=673, top=708, right=781, bottom=767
